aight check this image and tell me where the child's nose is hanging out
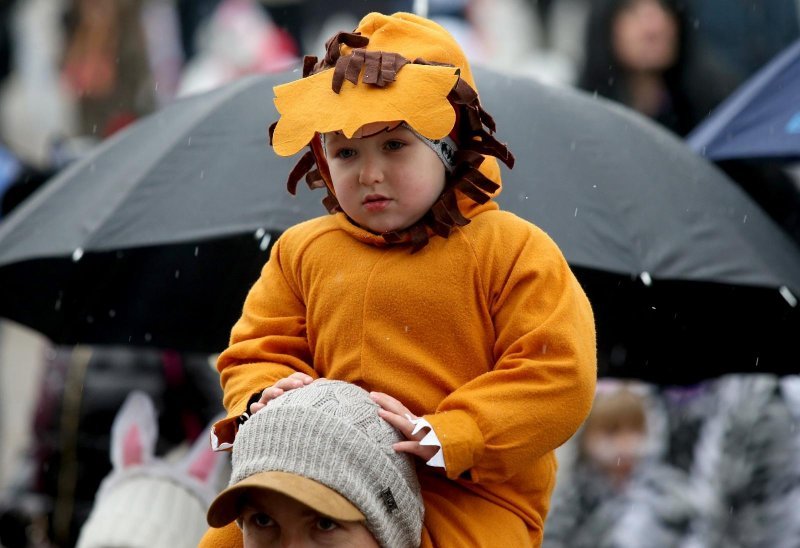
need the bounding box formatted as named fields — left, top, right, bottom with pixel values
left=358, top=156, right=384, bottom=186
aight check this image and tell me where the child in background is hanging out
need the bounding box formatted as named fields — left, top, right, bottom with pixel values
left=206, top=380, right=424, bottom=548
left=579, top=382, right=650, bottom=489
left=204, top=11, right=596, bottom=547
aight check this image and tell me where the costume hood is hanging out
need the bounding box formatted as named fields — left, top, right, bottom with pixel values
left=269, top=12, right=514, bottom=250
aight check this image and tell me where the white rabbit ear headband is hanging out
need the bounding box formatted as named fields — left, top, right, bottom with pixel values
left=320, top=122, right=459, bottom=172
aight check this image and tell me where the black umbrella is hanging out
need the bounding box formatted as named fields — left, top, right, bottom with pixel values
left=0, top=69, right=797, bottom=383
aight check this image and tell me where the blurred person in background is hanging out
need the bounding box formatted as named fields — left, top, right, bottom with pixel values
left=469, top=0, right=588, bottom=86
left=543, top=381, right=696, bottom=548
left=578, top=0, right=738, bottom=136
left=62, top=0, right=156, bottom=138
left=176, top=0, right=297, bottom=97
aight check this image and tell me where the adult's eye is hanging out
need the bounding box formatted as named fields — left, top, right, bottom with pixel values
left=250, top=512, right=275, bottom=528
left=315, top=517, right=340, bottom=532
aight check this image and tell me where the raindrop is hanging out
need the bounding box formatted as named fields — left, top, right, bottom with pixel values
left=542, top=343, right=548, bottom=354
left=404, top=326, right=410, bottom=333
left=616, top=456, right=621, bottom=466
left=92, top=124, right=97, bottom=134
left=154, top=81, right=159, bottom=92
left=174, top=269, right=180, bottom=279
left=592, top=184, right=597, bottom=189
left=779, top=286, right=797, bottom=307
left=108, top=309, right=116, bottom=318
left=54, top=298, right=61, bottom=311
left=187, top=136, right=192, bottom=146
left=574, top=208, right=579, bottom=217
left=639, top=272, right=653, bottom=286
left=651, top=306, right=656, bottom=310
left=144, top=333, right=152, bottom=342
left=742, top=214, right=748, bottom=224
left=255, top=227, right=266, bottom=239
left=260, top=233, right=272, bottom=251
left=194, top=246, right=200, bottom=257
left=200, top=170, right=205, bottom=179
left=72, top=248, right=84, bottom=262
left=755, top=356, right=760, bottom=367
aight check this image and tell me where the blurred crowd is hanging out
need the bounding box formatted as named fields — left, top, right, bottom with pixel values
left=0, top=0, right=798, bottom=229
left=0, top=1, right=798, bottom=547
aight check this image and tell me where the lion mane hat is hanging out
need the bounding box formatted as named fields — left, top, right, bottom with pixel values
left=269, top=12, right=514, bottom=251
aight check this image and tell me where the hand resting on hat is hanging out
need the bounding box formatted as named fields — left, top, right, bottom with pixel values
left=249, top=372, right=315, bottom=415
left=370, top=391, right=440, bottom=464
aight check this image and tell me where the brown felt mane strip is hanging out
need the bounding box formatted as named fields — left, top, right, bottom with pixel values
left=275, top=32, right=516, bottom=252
left=286, top=150, right=316, bottom=195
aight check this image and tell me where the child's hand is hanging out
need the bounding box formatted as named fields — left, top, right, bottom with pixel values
left=370, top=391, right=439, bottom=463
left=250, top=372, right=314, bottom=415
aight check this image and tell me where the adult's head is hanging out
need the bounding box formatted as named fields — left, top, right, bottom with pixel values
left=207, top=380, right=424, bottom=547
left=582, top=0, right=686, bottom=79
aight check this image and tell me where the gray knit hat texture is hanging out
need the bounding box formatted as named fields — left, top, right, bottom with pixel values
left=231, top=380, right=424, bottom=547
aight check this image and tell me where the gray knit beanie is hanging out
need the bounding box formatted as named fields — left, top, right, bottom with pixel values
left=207, top=380, right=424, bottom=547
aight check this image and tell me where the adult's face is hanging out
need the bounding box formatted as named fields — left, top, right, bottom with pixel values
left=240, top=490, right=380, bottom=548
left=612, top=0, right=679, bottom=72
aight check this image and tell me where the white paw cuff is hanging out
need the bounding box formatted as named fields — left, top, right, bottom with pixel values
left=407, top=415, right=446, bottom=469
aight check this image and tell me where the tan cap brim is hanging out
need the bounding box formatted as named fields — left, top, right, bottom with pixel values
left=207, top=471, right=365, bottom=528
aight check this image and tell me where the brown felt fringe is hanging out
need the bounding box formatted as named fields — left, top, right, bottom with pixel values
left=275, top=31, right=515, bottom=252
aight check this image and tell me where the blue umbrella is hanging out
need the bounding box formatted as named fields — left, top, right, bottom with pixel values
left=687, top=38, right=800, bottom=161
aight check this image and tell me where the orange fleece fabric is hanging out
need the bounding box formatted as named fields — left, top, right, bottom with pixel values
left=207, top=211, right=597, bottom=547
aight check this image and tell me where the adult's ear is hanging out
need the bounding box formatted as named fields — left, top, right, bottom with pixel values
left=110, top=391, right=158, bottom=470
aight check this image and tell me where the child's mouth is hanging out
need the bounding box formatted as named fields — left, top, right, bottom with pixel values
left=363, top=195, right=391, bottom=211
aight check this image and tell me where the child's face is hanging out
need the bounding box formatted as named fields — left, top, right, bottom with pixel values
left=240, top=490, right=379, bottom=547
left=325, top=124, right=447, bottom=234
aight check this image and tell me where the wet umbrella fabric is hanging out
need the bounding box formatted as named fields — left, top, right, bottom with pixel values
left=0, top=69, right=797, bottom=382
left=481, top=71, right=800, bottom=381
left=687, top=39, right=800, bottom=161
left=0, top=74, right=320, bottom=353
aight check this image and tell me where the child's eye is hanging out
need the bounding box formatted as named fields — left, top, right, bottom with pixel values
left=384, top=140, right=405, bottom=151
left=315, top=517, right=340, bottom=532
left=335, top=148, right=356, bottom=159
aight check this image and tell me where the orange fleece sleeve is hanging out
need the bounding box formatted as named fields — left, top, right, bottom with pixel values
left=217, top=236, right=317, bottom=420
left=425, top=223, right=597, bottom=482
